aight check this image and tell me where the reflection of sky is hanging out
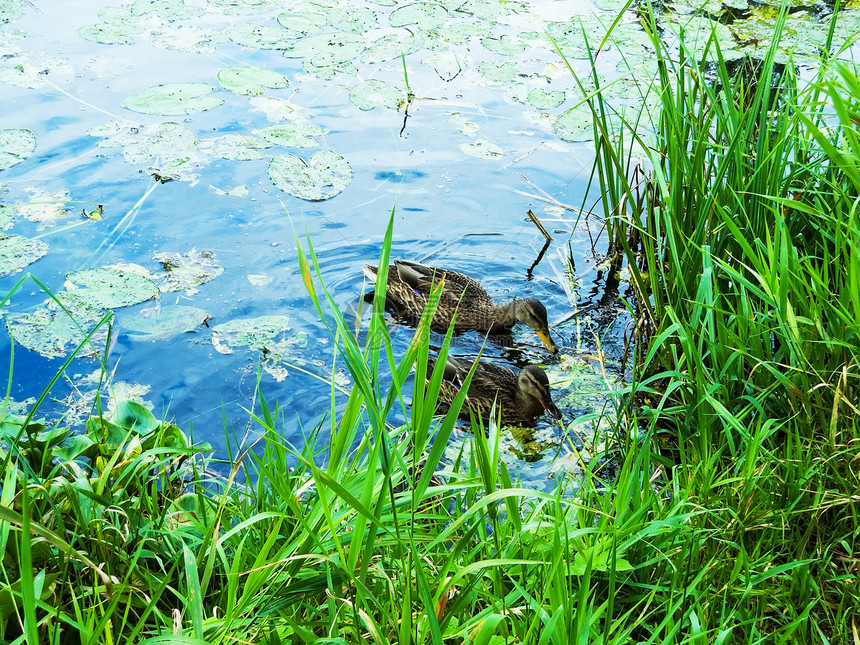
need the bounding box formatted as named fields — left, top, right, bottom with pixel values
left=3, top=0, right=836, bottom=466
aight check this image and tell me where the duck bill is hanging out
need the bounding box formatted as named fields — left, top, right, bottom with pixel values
left=536, top=328, right=558, bottom=353
left=543, top=400, right=562, bottom=420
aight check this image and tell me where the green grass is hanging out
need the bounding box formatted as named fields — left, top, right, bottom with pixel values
left=2, top=5, right=860, bottom=643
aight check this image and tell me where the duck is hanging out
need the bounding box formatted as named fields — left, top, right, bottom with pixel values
left=427, top=355, right=562, bottom=427
left=363, top=260, right=558, bottom=353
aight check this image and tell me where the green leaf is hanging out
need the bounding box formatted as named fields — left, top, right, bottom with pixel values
left=123, top=304, right=210, bottom=341
left=268, top=150, right=351, bottom=201
left=217, top=66, right=288, bottom=96
left=113, top=399, right=160, bottom=434
left=389, top=2, right=448, bottom=30
left=0, top=234, right=48, bottom=276
left=65, top=265, right=159, bottom=309
left=0, top=128, right=36, bottom=170
left=349, top=79, right=403, bottom=111
left=123, top=83, right=224, bottom=116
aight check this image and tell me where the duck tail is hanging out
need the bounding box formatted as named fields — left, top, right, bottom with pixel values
left=362, top=264, right=378, bottom=281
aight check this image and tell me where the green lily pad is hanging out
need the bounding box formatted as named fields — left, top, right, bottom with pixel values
left=131, top=0, right=206, bottom=20
left=5, top=303, right=107, bottom=359
left=437, top=21, right=492, bottom=45
left=282, top=31, right=366, bottom=79
left=212, top=314, right=292, bottom=354
left=389, top=2, right=448, bottom=30
left=123, top=304, right=210, bottom=341
left=0, top=205, right=13, bottom=231
left=0, top=0, right=27, bottom=24
left=478, top=61, right=519, bottom=83
left=77, top=23, right=140, bottom=45
left=224, top=21, right=294, bottom=49
left=328, top=6, right=378, bottom=33
left=153, top=249, right=224, bottom=294
left=527, top=88, right=565, bottom=109
left=256, top=124, right=326, bottom=148
left=554, top=107, right=595, bottom=142
left=77, top=6, right=144, bottom=45
left=482, top=34, right=526, bottom=55
left=284, top=31, right=365, bottom=63
left=123, top=83, right=224, bottom=116
left=64, top=265, right=159, bottom=309
left=456, top=0, right=505, bottom=19
left=0, top=128, right=35, bottom=170
left=460, top=139, right=503, bottom=159
left=148, top=24, right=221, bottom=54
left=200, top=134, right=271, bottom=160
left=211, top=315, right=309, bottom=382
left=0, top=234, right=48, bottom=276
left=208, top=0, right=282, bottom=14
left=88, top=121, right=201, bottom=182
left=218, top=66, right=289, bottom=96
left=349, top=79, right=403, bottom=111
left=363, top=30, right=420, bottom=64
left=268, top=150, right=351, bottom=201
left=276, top=11, right=326, bottom=38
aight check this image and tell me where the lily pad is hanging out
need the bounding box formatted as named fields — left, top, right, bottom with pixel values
left=123, top=83, right=224, bottom=116
left=328, top=6, right=378, bottom=33
left=481, top=34, right=525, bottom=56
left=153, top=249, right=224, bottom=294
left=147, top=24, right=221, bottom=54
left=212, top=314, right=292, bottom=354
left=0, top=234, right=48, bottom=276
left=208, top=0, right=282, bottom=14
left=276, top=11, right=326, bottom=38
left=132, top=0, right=206, bottom=20
left=256, top=124, right=326, bottom=148
left=200, top=133, right=271, bottom=161
left=527, top=88, right=565, bottom=109
left=284, top=32, right=365, bottom=60
left=1, top=0, right=27, bottom=24
left=218, top=66, right=289, bottom=96
left=123, top=304, right=210, bottom=341
left=389, top=2, right=448, bottom=30
left=363, top=30, right=420, bottom=64
left=349, top=79, right=403, bottom=111
left=78, top=18, right=143, bottom=45
left=268, top=150, right=352, bottom=201
left=64, top=265, right=159, bottom=309
left=88, top=121, right=202, bottom=182
left=212, top=314, right=308, bottom=381
left=0, top=128, right=35, bottom=170
left=5, top=303, right=107, bottom=359
left=17, top=188, right=71, bottom=229
left=0, top=205, right=13, bottom=231
left=478, top=61, right=519, bottom=83
left=554, top=107, right=595, bottom=142
left=224, top=21, right=294, bottom=49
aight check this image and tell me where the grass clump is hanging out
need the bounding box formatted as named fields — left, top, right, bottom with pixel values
left=3, top=5, right=860, bottom=643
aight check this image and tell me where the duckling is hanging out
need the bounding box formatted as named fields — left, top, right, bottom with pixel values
left=428, top=355, right=562, bottom=427
left=363, top=260, right=558, bottom=353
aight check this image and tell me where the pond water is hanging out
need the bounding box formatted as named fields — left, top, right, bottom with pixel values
left=1, top=0, right=854, bottom=487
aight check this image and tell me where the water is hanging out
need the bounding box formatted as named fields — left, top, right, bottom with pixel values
left=0, top=0, right=647, bottom=486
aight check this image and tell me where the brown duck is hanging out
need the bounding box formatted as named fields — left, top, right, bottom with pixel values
left=363, top=260, right=558, bottom=353
left=428, top=356, right=562, bottom=427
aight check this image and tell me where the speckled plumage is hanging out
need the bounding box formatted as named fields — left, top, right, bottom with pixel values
left=363, top=260, right=558, bottom=352
left=428, top=356, right=562, bottom=427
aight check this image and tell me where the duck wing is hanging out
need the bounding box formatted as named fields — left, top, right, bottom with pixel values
left=394, top=260, right=494, bottom=307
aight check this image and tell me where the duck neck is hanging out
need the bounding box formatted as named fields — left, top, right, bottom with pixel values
left=514, top=388, right=542, bottom=421
left=491, top=300, right=519, bottom=330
